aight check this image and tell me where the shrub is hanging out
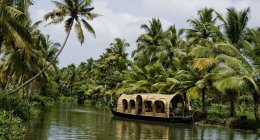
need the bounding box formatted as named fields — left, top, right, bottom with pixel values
left=30, top=96, right=46, bottom=107
left=203, top=104, right=229, bottom=124
left=0, top=95, right=32, bottom=120
left=0, top=110, right=27, bottom=139
left=229, top=116, right=260, bottom=130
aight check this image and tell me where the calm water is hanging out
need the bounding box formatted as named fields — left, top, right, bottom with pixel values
left=26, top=103, right=260, bottom=140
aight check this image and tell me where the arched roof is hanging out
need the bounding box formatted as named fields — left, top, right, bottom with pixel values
left=117, top=93, right=184, bottom=108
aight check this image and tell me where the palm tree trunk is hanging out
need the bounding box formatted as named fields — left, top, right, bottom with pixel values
left=3, top=76, right=11, bottom=94
left=29, top=79, right=37, bottom=98
left=253, top=91, right=260, bottom=122
left=25, top=84, right=30, bottom=100
left=202, top=87, right=206, bottom=114
left=70, top=85, right=72, bottom=97
left=12, top=76, right=17, bottom=90
left=9, top=23, right=73, bottom=95
left=230, top=91, right=236, bottom=117
left=230, top=100, right=235, bottom=117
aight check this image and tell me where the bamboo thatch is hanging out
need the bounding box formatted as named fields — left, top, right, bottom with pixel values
left=116, top=93, right=185, bottom=118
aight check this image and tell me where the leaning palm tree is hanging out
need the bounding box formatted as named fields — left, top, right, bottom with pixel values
left=9, top=0, right=101, bottom=94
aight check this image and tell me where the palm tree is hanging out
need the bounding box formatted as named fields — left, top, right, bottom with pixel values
left=155, top=25, right=187, bottom=69
left=186, top=7, right=216, bottom=39
left=178, top=7, right=218, bottom=114
left=132, top=18, right=164, bottom=64
left=9, top=0, right=101, bottom=94
left=63, top=64, right=76, bottom=97
left=212, top=7, right=251, bottom=117
left=30, top=34, right=60, bottom=97
left=107, top=38, right=131, bottom=71
left=237, top=27, right=260, bottom=122
left=0, top=0, right=33, bottom=63
left=216, top=7, right=250, bottom=50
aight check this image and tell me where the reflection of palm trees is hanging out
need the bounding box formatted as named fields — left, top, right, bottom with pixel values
left=111, top=117, right=197, bottom=139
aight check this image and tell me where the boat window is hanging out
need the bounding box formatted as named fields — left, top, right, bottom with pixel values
left=136, top=95, right=142, bottom=114
left=130, top=100, right=135, bottom=109
left=154, top=101, right=165, bottom=113
left=144, top=101, right=152, bottom=112
left=122, top=99, right=128, bottom=112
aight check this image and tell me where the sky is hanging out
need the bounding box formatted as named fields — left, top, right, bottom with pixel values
left=28, top=0, right=260, bottom=68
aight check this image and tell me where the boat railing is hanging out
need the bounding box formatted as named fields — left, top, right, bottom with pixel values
left=143, top=112, right=153, bottom=116
left=156, top=113, right=166, bottom=117
left=130, top=109, right=135, bottom=114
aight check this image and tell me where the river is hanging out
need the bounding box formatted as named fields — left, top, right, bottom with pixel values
left=26, top=103, right=259, bottom=140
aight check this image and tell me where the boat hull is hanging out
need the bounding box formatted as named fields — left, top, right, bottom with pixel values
left=110, top=107, right=193, bottom=124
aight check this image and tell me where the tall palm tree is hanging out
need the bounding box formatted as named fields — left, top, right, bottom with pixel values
left=9, top=0, right=101, bottom=94
left=107, top=38, right=130, bottom=71
left=179, top=7, right=218, bottom=114
left=237, top=27, right=260, bottom=122
left=30, top=34, right=60, bottom=97
left=216, top=7, right=250, bottom=50
left=213, top=7, right=251, bottom=117
left=187, top=7, right=216, bottom=39
left=132, top=18, right=164, bottom=64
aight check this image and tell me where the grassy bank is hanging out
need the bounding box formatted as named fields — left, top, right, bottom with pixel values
left=0, top=95, right=55, bottom=139
left=197, top=103, right=260, bottom=131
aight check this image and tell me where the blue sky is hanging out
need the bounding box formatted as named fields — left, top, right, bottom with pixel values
left=29, top=0, right=260, bottom=68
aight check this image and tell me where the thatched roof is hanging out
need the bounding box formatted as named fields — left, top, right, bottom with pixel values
left=117, top=93, right=184, bottom=104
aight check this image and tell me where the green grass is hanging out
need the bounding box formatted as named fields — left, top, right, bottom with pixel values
left=199, top=103, right=260, bottom=130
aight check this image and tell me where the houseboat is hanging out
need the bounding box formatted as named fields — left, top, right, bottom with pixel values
left=110, top=93, right=195, bottom=124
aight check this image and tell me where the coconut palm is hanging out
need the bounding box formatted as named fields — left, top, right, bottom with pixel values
left=132, top=18, right=164, bottom=64
left=210, top=7, right=251, bottom=117
left=108, top=38, right=131, bottom=71
left=31, top=34, right=60, bottom=97
left=187, top=7, right=216, bottom=38
left=9, top=0, right=101, bottom=94
left=216, top=7, right=250, bottom=50
left=235, top=27, right=260, bottom=122
left=155, top=25, right=187, bottom=70
left=0, top=0, right=33, bottom=53
left=178, top=7, right=218, bottom=114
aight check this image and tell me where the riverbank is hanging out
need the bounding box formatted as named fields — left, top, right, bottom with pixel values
left=196, top=110, right=260, bottom=131
left=0, top=95, right=55, bottom=139
left=25, top=102, right=259, bottom=139
left=85, top=99, right=260, bottom=131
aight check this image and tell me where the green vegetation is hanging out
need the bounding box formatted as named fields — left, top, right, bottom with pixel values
left=1, top=0, right=260, bottom=136
left=0, top=94, right=53, bottom=139
left=0, top=110, right=27, bottom=139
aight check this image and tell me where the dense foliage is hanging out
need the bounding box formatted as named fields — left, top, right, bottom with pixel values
left=1, top=0, right=260, bottom=134
left=0, top=110, right=27, bottom=139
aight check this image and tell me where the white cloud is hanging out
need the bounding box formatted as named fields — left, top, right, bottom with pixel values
left=29, top=0, right=260, bottom=68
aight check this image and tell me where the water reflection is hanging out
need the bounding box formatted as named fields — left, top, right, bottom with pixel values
left=111, top=117, right=260, bottom=140
left=111, top=117, right=196, bottom=140
left=26, top=103, right=259, bottom=140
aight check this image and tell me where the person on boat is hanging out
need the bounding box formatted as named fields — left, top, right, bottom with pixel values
left=157, top=105, right=162, bottom=113
left=145, top=106, right=149, bottom=111
left=170, top=108, right=174, bottom=117
left=174, top=105, right=179, bottom=116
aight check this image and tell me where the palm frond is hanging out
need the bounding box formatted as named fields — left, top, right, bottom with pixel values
left=75, top=20, right=84, bottom=44
left=81, top=19, right=95, bottom=37
left=193, top=58, right=219, bottom=71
